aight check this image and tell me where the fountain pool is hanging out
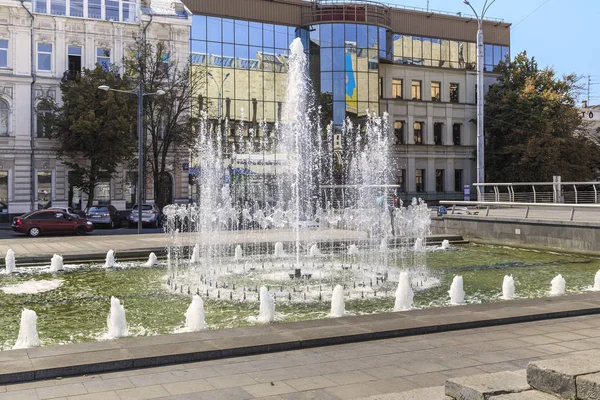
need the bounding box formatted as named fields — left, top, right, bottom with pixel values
left=1, top=243, right=600, bottom=350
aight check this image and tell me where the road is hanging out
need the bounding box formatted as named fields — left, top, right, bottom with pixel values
left=0, top=225, right=164, bottom=239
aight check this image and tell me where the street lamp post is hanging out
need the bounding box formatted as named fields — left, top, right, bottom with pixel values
left=98, top=84, right=164, bottom=234
left=462, top=0, right=495, bottom=193
left=207, top=72, right=230, bottom=123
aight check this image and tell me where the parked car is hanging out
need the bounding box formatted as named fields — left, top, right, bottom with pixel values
left=12, top=209, right=94, bottom=237
left=86, top=205, right=122, bottom=228
left=128, top=204, right=161, bottom=228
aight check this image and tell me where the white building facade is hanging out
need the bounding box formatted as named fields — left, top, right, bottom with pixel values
left=0, top=0, right=191, bottom=220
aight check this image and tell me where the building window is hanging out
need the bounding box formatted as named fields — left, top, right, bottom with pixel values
left=411, top=80, right=421, bottom=100
left=96, top=48, right=111, bottom=70
left=455, top=169, right=463, bottom=192
left=70, top=0, right=83, bottom=17
left=431, top=81, right=441, bottom=102
left=37, top=43, right=52, bottom=71
left=122, top=0, right=136, bottom=22
left=36, top=107, right=51, bottom=138
left=88, top=0, right=101, bottom=19
left=0, top=171, right=7, bottom=214
left=453, top=123, right=461, bottom=145
left=413, top=121, right=423, bottom=144
left=379, top=77, right=383, bottom=99
left=392, top=78, right=403, bottom=99
left=436, top=169, right=444, bottom=192
left=37, top=171, right=52, bottom=209
left=434, top=122, right=443, bottom=145
left=68, top=45, right=82, bottom=74
left=394, top=121, right=404, bottom=144
left=34, top=0, right=47, bottom=13
left=51, top=0, right=66, bottom=15
left=0, top=40, right=7, bottom=68
left=0, top=99, right=8, bottom=136
left=416, top=169, right=425, bottom=192
left=105, top=0, right=119, bottom=21
left=450, top=83, right=459, bottom=103
left=397, top=169, right=406, bottom=192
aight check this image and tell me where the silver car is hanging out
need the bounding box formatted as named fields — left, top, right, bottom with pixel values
left=128, top=204, right=162, bottom=228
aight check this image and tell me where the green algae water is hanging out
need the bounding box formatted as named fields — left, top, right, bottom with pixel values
left=1, top=243, right=599, bottom=350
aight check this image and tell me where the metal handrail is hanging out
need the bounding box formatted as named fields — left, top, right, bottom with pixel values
left=439, top=200, right=600, bottom=222
left=473, top=181, right=600, bottom=204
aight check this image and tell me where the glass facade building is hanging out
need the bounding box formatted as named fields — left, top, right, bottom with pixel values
left=190, top=16, right=509, bottom=126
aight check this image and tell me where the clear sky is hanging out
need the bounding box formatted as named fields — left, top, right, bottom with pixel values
left=386, top=0, right=600, bottom=104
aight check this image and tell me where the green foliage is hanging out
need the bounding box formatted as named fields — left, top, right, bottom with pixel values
left=485, top=52, right=598, bottom=182
left=42, top=66, right=137, bottom=209
left=123, top=41, right=204, bottom=210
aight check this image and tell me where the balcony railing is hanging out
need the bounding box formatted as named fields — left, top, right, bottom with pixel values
left=301, top=0, right=391, bottom=28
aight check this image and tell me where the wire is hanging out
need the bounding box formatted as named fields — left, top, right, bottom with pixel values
left=494, top=0, right=554, bottom=43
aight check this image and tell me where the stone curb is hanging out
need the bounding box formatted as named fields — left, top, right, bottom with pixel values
left=1, top=293, right=600, bottom=385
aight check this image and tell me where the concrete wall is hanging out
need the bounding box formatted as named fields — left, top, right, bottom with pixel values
left=431, top=215, right=600, bottom=255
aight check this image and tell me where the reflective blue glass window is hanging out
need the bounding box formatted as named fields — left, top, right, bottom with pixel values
left=332, top=24, right=345, bottom=47
left=310, top=25, right=320, bottom=46
left=357, top=24, right=367, bottom=48
left=333, top=102, right=345, bottom=125
left=191, top=40, right=207, bottom=55
left=249, top=46, right=261, bottom=61
left=235, top=20, right=249, bottom=45
left=493, top=45, right=501, bottom=65
left=249, top=22, right=262, bottom=46
left=191, top=16, right=206, bottom=40
left=333, top=71, right=345, bottom=101
left=222, top=19, right=234, bottom=43
left=484, top=44, right=493, bottom=65
left=345, top=24, right=357, bottom=44
left=501, top=46, right=510, bottom=63
left=275, top=25, right=288, bottom=49
left=207, top=17, right=221, bottom=42
left=367, top=25, right=377, bottom=48
left=236, top=44, right=249, bottom=64
left=333, top=47, right=344, bottom=71
left=208, top=41, right=221, bottom=56
left=263, top=24, right=275, bottom=48
left=378, top=27, right=386, bottom=51
left=223, top=43, right=234, bottom=57
left=288, top=26, right=296, bottom=44
left=321, top=72, right=333, bottom=93
left=320, top=24, right=333, bottom=47
left=320, top=47, right=332, bottom=71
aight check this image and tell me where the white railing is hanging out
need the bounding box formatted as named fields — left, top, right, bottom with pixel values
left=474, top=182, right=600, bottom=204
left=439, top=200, right=600, bottom=222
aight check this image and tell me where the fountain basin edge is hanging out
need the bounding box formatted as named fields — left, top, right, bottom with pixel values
left=2, top=292, right=600, bottom=385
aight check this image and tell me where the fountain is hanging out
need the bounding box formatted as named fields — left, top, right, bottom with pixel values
left=273, top=242, right=285, bottom=257
left=5, top=248, right=15, bottom=274
left=184, top=295, right=206, bottom=331
left=257, top=287, right=275, bottom=323
left=50, top=254, right=63, bottom=272
left=190, top=244, right=201, bottom=263
left=13, top=309, right=41, bottom=349
left=234, top=245, right=243, bottom=260
left=104, top=250, right=116, bottom=268
left=592, top=270, right=600, bottom=291
left=144, top=252, right=158, bottom=266
left=413, top=238, right=425, bottom=252
left=550, top=274, right=566, bottom=295
left=449, top=276, right=465, bottom=305
left=160, top=37, right=434, bottom=306
left=330, top=285, right=345, bottom=317
left=502, top=275, right=516, bottom=300
left=436, top=240, right=450, bottom=251
left=394, top=272, right=414, bottom=311
left=107, top=296, right=128, bottom=338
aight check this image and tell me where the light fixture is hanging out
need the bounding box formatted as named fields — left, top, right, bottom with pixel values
left=98, top=85, right=110, bottom=91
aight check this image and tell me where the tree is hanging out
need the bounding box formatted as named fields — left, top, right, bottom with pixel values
left=124, top=41, right=204, bottom=211
left=42, top=66, right=137, bottom=210
left=485, top=52, right=598, bottom=182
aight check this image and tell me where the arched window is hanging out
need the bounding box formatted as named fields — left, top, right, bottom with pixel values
left=0, top=99, right=8, bottom=136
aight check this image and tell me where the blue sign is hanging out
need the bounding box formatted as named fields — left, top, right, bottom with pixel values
left=464, top=185, right=470, bottom=201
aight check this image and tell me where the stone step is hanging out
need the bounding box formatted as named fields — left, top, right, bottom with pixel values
left=576, top=372, right=600, bottom=400
left=527, top=350, right=600, bottom=399
left=445, top=370, right=530, bottom=400
left=489, top=391, right=564, bottom=399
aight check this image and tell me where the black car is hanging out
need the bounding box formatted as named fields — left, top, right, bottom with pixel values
left=85, top=205, right=122, bottom=228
